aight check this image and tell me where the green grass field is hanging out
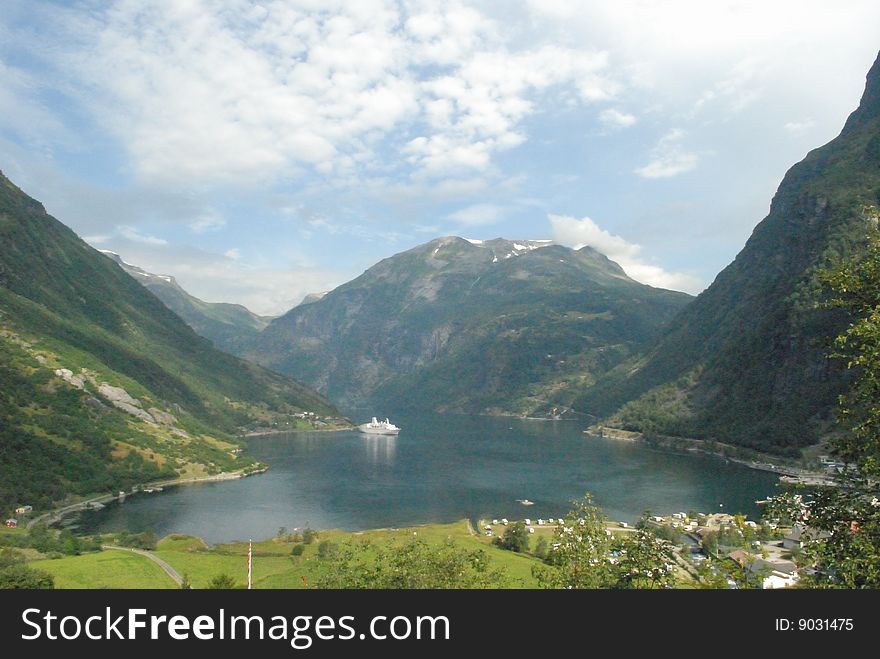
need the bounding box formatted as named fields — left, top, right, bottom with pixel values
left=26, top=520, right=548, bottom=589
left=30, top=550, right=178, bottom=589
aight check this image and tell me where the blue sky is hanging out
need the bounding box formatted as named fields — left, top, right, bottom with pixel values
left=1, top=1, right=878, bottom=314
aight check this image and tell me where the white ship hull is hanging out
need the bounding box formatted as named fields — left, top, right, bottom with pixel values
left=358, top=416, right=401, bottom=435
left=358, top=424, right=400, bottom=435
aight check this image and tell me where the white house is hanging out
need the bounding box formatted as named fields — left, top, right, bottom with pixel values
left=747, top=559, right=799, bottom=589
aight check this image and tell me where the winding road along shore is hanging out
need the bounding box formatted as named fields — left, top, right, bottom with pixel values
left=26, top=469, right=263, bottom=530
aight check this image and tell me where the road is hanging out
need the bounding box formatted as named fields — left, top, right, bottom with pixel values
left=102, top=545, right=185, bottom=587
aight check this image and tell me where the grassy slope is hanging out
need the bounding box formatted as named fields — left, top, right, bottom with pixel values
left=31, top=550, right=177, bottom=589
left=29, top=521, right=545, bottom=589
left=0, top=172, right=342, bottom=508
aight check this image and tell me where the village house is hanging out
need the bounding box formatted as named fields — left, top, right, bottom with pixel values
left=14, top=505, right=32, bottom=515
left=4, top=518, right=17, bottom=528
left=747, top=558, right=799, bottom=589
left=783, top=523, right=830, bottom=551
left=727, top=549, right=754, bottom=568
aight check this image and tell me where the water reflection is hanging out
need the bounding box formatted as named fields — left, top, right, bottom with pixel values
left=361, top=435, right=397, bottom=465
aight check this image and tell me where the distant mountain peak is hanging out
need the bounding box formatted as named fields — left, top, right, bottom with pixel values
left=246, top=232, right=692, bottom=414
left=296, top=291, right=328, bottom=307
left=100, top=249, right=178, bottom=286
left=421, top=235, right=556, bottom=263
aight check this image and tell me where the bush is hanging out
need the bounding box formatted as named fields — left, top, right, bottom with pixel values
left=206, top=573, right=237, bottom=589
left=116, top=530, right=157, bottom=550
left=317, top=541, right=338, bottom=560
left=0, top=564, right=54, bottom=589
left=534, top=536, right=549, bottom=560
left=493, top=521, right=529, bottom=553
left=315, top=538, right=508, bottom=588
left=291, top=544, right=305, bottom=556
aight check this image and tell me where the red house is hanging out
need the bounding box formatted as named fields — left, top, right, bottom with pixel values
left=4, top=519, right=17, bottom=528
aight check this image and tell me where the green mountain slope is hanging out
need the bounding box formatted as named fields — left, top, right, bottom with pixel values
left=245, top=237, right=692, bottom=416
left=0, top=172, right=344, bottom=508
left=102, top=252, right=272, bottom=354
left=579, top=51, right=880, bottom=455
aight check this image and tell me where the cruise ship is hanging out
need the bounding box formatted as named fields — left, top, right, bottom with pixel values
left=358, top=417, right=401, bottom=435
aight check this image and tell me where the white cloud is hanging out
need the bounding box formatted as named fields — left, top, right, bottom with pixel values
left=405, top=45, right=614, bottom=175
left=190, top=211, right=226, bottom=234
left=784, top=119, right=815, bottom=135
left=33, top=1, right=616, bottom=187
left=0, top=58, right=70, bottom=147
left=223, top=248, right=241, bottom=260
left=692, top=57, right=762, bottom=117
left=599, top=108, right=636, bottom=128
left=549, top=214, right=703, bottom=293
left=448, top=203, right=506, bottom=226
left=117, top=225, right=167, bottom=245
left=634, top=129, right=699, bottom=179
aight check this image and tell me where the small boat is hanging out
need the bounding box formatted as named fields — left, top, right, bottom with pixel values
left=517, top=499, right=535, bottom=506
left=358, top=417, right=401, bottom=435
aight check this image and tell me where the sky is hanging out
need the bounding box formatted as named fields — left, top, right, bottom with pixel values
left=1, top=1, right=878, bottom=315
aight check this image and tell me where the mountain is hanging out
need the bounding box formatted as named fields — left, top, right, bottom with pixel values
left=579, top=51, right=880, bottom=455
left=0, top=172, right=345, bottom=508
left=295, top=291, right=328, bottom=307
left=101, top=251, right=272, bottom=354
left=244, top=237, right=693, bottom=416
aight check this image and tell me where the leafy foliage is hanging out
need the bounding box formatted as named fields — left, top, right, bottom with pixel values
left=534, top=495, right=679, bottom=589
left=493, top=521, right=529, bottom=553
left=533, top=493, right=612, bottom=588
left=0, top=547, right=55, bottom=589
left=771, top=212, right=880, bottom=587
left=0, top=562, right=55, bottom=589
left=207, top=573, right=238, bottom=589
left=611, top=525, right=677, bottom=589
left=313, top=537, right=508, bottom=589
left=115, top=530, right=158, bottom=551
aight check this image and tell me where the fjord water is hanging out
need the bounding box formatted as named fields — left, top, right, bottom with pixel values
left=79, top=414, right=779, bottom=544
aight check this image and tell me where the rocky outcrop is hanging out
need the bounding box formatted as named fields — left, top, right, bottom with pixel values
left=147, top=407, right=178, bottom=426
left=97, top=383, right=155, bottom=423
left=54, top=368, right=86, bottom=390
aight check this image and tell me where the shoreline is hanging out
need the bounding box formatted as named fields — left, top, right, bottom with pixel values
left=26, top=467, right=267, bottom=530
left=243, top=425, right=354, bottom=437
left=585, top=426, right=832, bottom=485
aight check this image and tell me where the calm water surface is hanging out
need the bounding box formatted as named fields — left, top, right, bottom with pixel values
left=78, top=413, right=779, bottom=543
